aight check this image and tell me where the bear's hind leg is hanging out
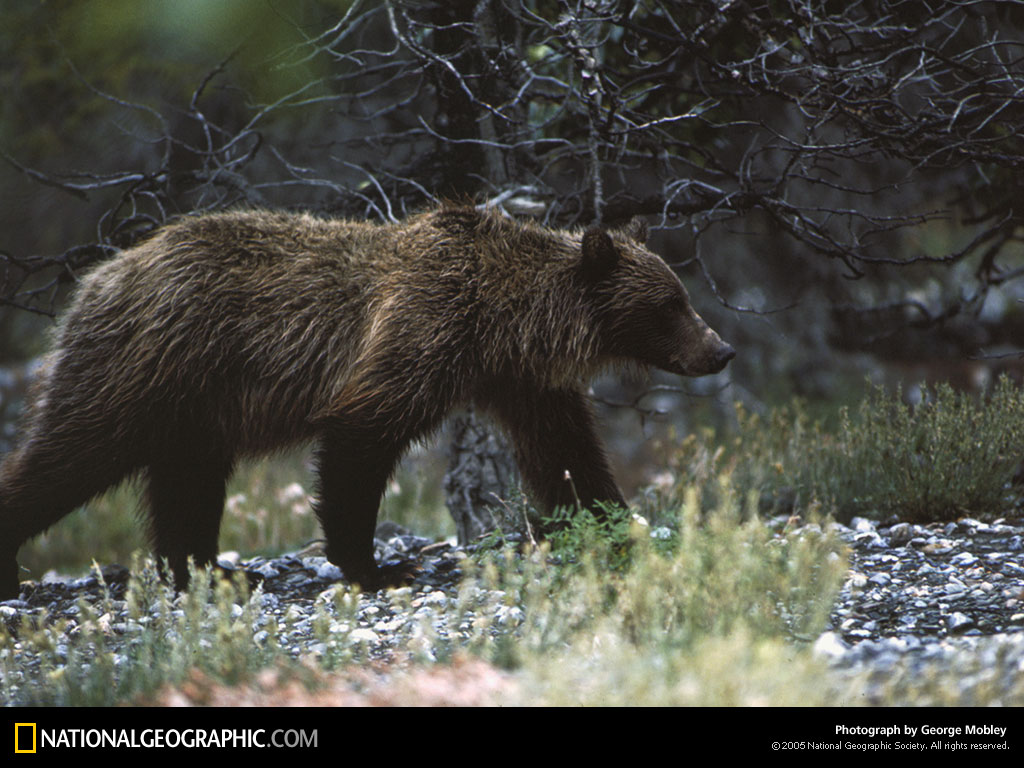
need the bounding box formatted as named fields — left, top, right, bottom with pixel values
left=0, top=438, right=136, bottom=599
left=145, top=453, right=232, bottom=591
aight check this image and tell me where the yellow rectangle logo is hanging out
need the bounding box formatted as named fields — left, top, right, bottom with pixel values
left=14, top=723, right=37, bottom=754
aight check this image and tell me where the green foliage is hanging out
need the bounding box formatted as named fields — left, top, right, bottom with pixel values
left=0, top=560, right=280, bottom=706
left=662, top=377, right=1024, bottom=523
left=445, top=477, right=851, bottom=702
left=540, top=502, right=640, bottom=573
left=572, top=482, right=840, bottom=644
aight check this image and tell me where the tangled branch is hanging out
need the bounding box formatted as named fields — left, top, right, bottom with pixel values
left=1, top=0, right=1021, bottom=359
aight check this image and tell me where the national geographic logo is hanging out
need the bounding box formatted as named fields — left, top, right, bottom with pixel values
left=10, top=724, right=317, bottom=751
left=14, top=723, right=36, bottom=753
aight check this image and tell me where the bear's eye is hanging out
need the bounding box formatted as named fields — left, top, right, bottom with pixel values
left=651, top=299, right=683, bottom=332
left=662, top=295, right=686, bottom=314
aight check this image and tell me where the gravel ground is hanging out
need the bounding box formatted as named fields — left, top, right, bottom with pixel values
left=2, top=514, right=1024, bottom=705
left=817, top=515, right=1024, bottom=704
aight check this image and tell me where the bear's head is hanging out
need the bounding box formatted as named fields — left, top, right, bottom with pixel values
left=581, top=220, right=735, bottom=377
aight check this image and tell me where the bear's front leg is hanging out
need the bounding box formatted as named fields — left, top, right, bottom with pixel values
left=483, top=384, right=626, bottom=520
left=0, top=549, right=19, bottom=601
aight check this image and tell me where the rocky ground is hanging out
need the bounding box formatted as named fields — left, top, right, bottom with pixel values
left=2, top=514, right=1024, bottom=705
left=817, top=514, right=1024, bottom=704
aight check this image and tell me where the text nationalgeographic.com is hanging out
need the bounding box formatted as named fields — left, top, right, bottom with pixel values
left=15, top=726, right=316, bottom=750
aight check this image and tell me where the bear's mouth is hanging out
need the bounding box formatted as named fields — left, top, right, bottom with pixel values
left=667, top=345, right=736, bottom=377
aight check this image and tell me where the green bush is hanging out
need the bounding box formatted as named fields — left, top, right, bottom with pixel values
left=472, top=479, right=846, bottom=660
left=661, top=377, right=1024, bottom=523
left=458, top=478, right=850, bottom=704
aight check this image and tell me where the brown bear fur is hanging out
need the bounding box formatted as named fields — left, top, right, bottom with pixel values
left=0, top=206, right=734, bottom=597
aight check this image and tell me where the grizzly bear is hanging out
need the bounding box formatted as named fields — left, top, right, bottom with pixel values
left=0, top=206, right=734, bottom=598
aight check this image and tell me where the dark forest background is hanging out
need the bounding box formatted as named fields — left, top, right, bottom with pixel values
left=2, top=0, right=1023, bottom=492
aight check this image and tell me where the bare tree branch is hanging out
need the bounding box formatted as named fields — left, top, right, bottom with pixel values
left=2, top=0, right=1021, bottom=364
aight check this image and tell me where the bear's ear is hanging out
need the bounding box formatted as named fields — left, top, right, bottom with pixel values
left=624, top=216, right=648, bottom=244
left=580, top=227, right=618, bottom=281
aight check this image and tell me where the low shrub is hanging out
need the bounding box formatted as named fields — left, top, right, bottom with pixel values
left=658, top=377, right=1024, bottom=523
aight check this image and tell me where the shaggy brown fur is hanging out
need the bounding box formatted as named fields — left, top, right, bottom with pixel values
left=0, top=206, right=734, bottom=597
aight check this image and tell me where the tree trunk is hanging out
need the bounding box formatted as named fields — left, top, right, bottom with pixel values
left=443, top=408, right=523, bottom=545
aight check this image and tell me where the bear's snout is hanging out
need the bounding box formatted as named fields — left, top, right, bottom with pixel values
left=709, top=342, right=736, bottom=373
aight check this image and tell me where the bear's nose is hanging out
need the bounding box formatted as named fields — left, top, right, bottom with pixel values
left=712, top=344, right=736, bottom=371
